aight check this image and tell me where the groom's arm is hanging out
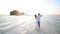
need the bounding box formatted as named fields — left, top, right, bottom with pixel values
left=40, top=15, right=42, bottom=17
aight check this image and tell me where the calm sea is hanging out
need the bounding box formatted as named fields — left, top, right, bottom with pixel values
left=0, top=15, right=60, bottom=34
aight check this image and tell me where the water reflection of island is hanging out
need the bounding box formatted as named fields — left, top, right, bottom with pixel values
left=10, top=10, right=24, bottom=15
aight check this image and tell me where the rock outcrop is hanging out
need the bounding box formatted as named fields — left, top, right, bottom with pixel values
left=10, top=10, right=24, bottom=15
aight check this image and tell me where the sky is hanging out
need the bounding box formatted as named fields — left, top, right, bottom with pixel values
left=0, top=0, right=60, bottom=15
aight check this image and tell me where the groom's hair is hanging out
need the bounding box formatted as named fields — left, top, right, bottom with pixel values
left=38, top=13, right=40, bottom=15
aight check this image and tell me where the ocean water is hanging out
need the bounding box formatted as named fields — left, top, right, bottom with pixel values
left=40, top=15, right=60, bottom=34
left=0, top=15, right=60, bottom=34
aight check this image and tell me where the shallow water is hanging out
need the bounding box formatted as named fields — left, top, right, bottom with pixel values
left=26, top=15, right=60, bottom=34
left=0, top=15, right=60, bottom=34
